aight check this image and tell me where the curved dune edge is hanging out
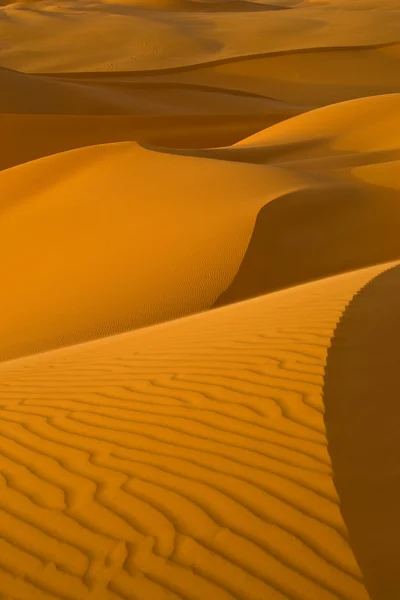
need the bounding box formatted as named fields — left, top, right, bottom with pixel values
left=41, top=42, right=400, bottom=108
left=1, top=1, right=399, bottom=598
left=2, top=1, right=398, bottom=76
left=0, top=140, right=307, bottom=362
left=210, top=94, right=400, bottom=306
left=0, top=66, right=304, bottom=117
left=170, top=93, right=400, bottom=167
left=0, top=263, right=395, bottom=599
left=1, top=93, right=399, bottom=362
left=37, top=41, right=400, bottom=78
left=0, top=110, right=298, bottom=173
left=234, top=93, right=400, bottom=153
left=324, top=262, right=400, bottom=600
left=103, top=0, right=284, bottom=12
left=192, top=93, right=399, bottom=305
left=213, top=176, right=400, bottom=307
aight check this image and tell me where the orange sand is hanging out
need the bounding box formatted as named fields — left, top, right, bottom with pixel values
left=1, top=0, right=400, bottom=597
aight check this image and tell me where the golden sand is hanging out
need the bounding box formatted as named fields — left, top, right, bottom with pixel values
left=1, top=0, right=399, bottom=598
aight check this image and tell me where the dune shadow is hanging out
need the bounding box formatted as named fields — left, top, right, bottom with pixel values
left=1, top=113, right=279, bottom=171
left=213, top=184, right=400, bottom=308
left=147, top=138, right=319, bottom=163
left=324, top=262, right=400, bottom=599
left=39, top=41, right=400, bottom=79
left=92, top=0, right=290, bottom=15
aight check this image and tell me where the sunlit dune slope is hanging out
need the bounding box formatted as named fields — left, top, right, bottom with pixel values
left=1, top=0, right=399, bottom=73
left=234, top=93, right=400, bottom=155
left=1, top=93, right=400, bottom=361
left=0, top=140, right=306, bottom=361
left=323, top=261, right=400, bottom=600
left=163, top=94, right=400, bottom=307
left=174, top=93, right=400, bottom=167
left=1, top=0, right=400, bottom=596
left=0, top=262, right=395, bottom=600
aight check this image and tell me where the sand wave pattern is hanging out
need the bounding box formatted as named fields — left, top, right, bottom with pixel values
left=0, top=264, right=393, bottom=600
left=1, top=0, right=400, bottom=597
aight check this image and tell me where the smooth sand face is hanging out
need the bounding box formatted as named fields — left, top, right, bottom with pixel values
left=1, top=0, right=400, bottom=598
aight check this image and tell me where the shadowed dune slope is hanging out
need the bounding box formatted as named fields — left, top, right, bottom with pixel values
left=1, top=94, right=400, bottom=361
left=1, top=0, right=400, bottom=597
left=142, top=93, right=400, bottom=168
left=214, top=181, right=400, bottom=307
left=121, top=42, right=400, bottom=106
left=0, top=112, right=289, bottom=172
left=0, top=67, right=132, bottom=115
left=0, top=66, right=304, bottom=117
left=210, top=94, right=400, bottom=306
left=324, top=263, right=400, bottom=600
left=0, top=64, right=306, bottom=170
left=0, top=262, right=395, bottom=599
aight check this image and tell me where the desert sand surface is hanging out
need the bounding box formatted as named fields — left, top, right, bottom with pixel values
left=0, top=263, right=396, bottom=600
left=1, top=0, right=400, bottom=598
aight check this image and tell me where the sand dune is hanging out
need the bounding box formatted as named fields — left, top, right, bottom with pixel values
left=0, top=141, right=307, bottom=361
left=2, top=92, right=399, bottom=361
left=0, top=263, right=395, bottom=600
left=1, top=0, right=400, bottom=597
left=324, top=263, right=400, bottom=599
left=102, top=42, right=400, bottom=106
left=1, top=66, right=304, bottom=116
left=1, top=0, right=399, bottom=73
left=211, top=94, right=400, bottom=304
left=235, top=92, right=400, bottom=154
left=0, top=64, right=305, bottom=170
left=0, top=112, right=291, bottom=171
left=34, top=40, right=400, bottom=109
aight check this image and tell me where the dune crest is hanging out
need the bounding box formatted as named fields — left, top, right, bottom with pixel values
left=0, top=140, right=307, bottom=361
left=1, top=0, right=400, bottom=597
left=324, top=263, right=400, bottom=600
left=0, top=263, right=394, bottom=599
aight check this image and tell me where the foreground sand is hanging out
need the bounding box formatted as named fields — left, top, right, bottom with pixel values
left=1, top=0, right=400, bottom=597
left=0, top=263, right=395, bottom=600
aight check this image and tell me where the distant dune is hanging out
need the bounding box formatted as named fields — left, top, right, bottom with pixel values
left=1, top=0, right=400, bottom=597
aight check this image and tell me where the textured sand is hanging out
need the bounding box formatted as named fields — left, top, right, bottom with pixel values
left=1, top=0, right=400, bottom=598
left=0, top=263, right=395, bottom=600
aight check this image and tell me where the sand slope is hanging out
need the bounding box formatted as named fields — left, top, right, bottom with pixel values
left=0, top=263, right=394, bottom=600
left=0, top=66, right=303, bottom=117
left=324, top=263, right=400, bottom=599
left=1, top=0, right=400, bottom=597
left=0, top=141, right=306, bottom=361
left=1, top=93, right=400, bottom=360
left=120, top=41, right=400, bottom=106
left=1, top=0, right=399, bottom=73
left=0, top=112, right=287, bottom=171
left=213, top=93, right=400, bottom=304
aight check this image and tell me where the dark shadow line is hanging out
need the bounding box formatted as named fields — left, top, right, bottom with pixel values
left=32, top=40, right=400, bottom=78
left=212, top=183, right=400, bottom=309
